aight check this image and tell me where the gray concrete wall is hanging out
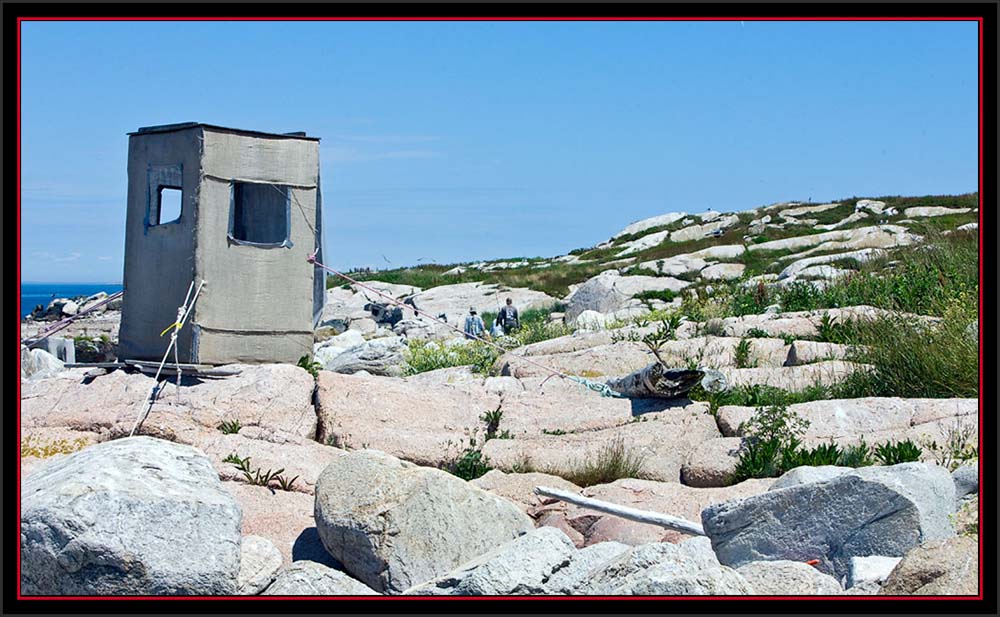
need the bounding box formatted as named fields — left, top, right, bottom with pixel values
left=118, top=128, right=202, bottom=362
left=192, top=129, right=320, bottom=364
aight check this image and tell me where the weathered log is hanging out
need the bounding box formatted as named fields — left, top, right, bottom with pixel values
left=603, top=363, right=703, bottom=399
left=534, top=486, right=706, bottom=536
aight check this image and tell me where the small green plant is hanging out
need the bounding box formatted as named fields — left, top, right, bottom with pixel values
left=873, top=439, right=923, bottom=465
left=641, top=316, right=679, bottom=364
left=452, top=442, right=492, bottom=481
left=218, top=419, right=242, bottom=435
left=780, top=333, right=797, bottom=346
left=297, top=355, right=322, bottom=379
left=542, top=428, right=568, bottom=436
left=733, top=436, right=783, bottom=481
left=734, top=338, right=753, bottom=369
left=838, top=438, right=876, bottom=468
left=479, top=404, right=513, bottom=440
left=274, top=474, right=300, bottom=491
left=745, top=327, right=770, bottom=339
left=817, top=312, right=858, bottom=345
left=224, top=453, right=298, bottom=490
left=779, top=439, right=842, bottom=470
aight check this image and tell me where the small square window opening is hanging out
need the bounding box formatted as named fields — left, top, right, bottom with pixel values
left=157, top=187, right=182, bottom=224
left=230, top=182, right=290, bottom=245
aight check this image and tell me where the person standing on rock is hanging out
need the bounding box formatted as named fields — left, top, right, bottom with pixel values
left=464, top=307, right=486, bottom=340
left=497, top=298, right=520, bottom=335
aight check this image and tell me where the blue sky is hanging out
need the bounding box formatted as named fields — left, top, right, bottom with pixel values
left=20, top=20, right=978, bottom=282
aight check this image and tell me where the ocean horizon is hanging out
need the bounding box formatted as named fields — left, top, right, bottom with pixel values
left=21, top=282, right=124, bottom=318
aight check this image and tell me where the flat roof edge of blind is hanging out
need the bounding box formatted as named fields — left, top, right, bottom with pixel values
left=129, top=123, right=320, bottom=142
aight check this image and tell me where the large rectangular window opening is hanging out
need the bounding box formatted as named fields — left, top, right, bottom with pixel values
left=229, top=182, right=290, bottom=246
left=156, top=187, right=182, bottom=224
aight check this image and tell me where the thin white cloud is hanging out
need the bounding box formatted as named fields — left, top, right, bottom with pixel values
left=96, top=256, right=113, bottom=261
left=32, top=251, right=82, bottom=263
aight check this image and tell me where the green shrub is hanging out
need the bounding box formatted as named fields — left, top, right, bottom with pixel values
left=634, top=289, right=677, bottom=304
left=403, top=339, right=505, bottom=375
left=297, top=355, right=322, bottom=379
left=733, top=437, right=784, bottom=481
left=873, top=439, right=923, bottom=465
left=218, top=419, right=242, bottom=435
left=452, top=447, right=492, bottom=481
left=838, top=438, right=876, bottom=468
left=734, top=338, right=753, bottom=368
left=831, top=301, right=977, bottom=399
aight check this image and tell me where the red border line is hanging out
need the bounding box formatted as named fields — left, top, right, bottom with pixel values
left=15, top=15, right=986, bottom=603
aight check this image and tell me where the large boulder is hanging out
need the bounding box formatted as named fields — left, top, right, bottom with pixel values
left=581, top=536, right=753, bottom=595
left=406, top=526, right=576, bottom=595
left=701, top=463, right=956, bottom=580
left=262, top=561, right=380, bottom=595
left=564, top=271, right=689, bottom=324
left=313, top=450, right=534, bottom=593
left=21, top=348, right=65, bottom=380
left=321, top=336, right=406, bottom=377
left=879, top=536, right=978, bottom=595
left=20, top=437, right=242, bottom=595
left=736, top=560, right=842, bottom=595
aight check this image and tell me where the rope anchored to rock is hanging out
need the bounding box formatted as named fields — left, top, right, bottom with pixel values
left=129, top=279, right=206, bottom=437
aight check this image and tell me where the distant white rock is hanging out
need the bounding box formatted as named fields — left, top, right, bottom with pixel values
left=700, top=263, right=745, bottom=281
left=855, top=199, right=886, bottom=214
left=779, top=203, right=840, bottom=218
left=903, top=206, right=972, bottom=218
left=670, top=215, right=739, bottom=243
left=816, top=211, right=869, bottom=231
left=779, top=248, right=885, bottom=280
left=638, top=254, right=710, bottom=277
left=697, top=210, right=722, bottom=222
left=615, top=230, right=671, bottom=256
left=612, top=212, right=688, bottom=239
left=957, top=222, right=978, bottom=232
left=748, top=225, right=916, bottom=254
left=688, top=244, right=746, bottom=260
left=351, top=280, right=421, bottom=299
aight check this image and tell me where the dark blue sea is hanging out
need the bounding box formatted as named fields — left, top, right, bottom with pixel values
left=20, top=283, right=123, bottom=318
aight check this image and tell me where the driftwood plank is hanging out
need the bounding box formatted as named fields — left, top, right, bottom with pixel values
left=534, top=485, right=706, bottom=537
